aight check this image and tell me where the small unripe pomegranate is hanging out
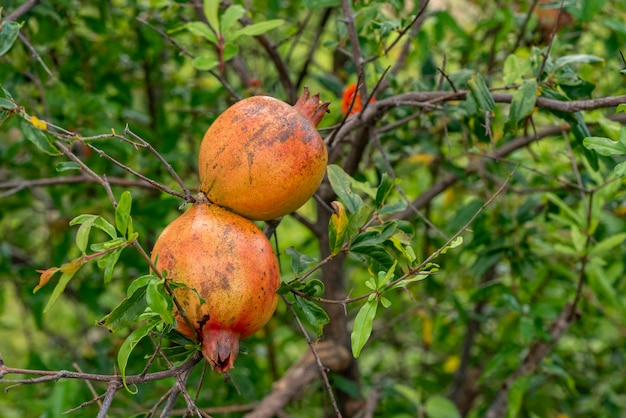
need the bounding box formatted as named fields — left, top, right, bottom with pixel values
left=151, top=197, right=280, bottom=373
left=198, top=87, right=330, bottom=221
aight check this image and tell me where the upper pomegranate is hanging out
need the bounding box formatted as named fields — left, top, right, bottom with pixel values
left=198, top=87, right=330, bottom=220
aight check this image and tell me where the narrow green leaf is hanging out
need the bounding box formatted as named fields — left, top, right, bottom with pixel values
left=0, top=97, right=17, bottom=110
left=293, top=296, right=329, bottom=336
left=0, top=21, right=20, bottom=56
left=75, top=216, right=97, bottom=253
left=118, top=321, right=159, bottom=393
left=231, top=20, right=284, bottom=40
left=192, top=53, right=219, bottom=71
left=590, top=233, right=626, bottom=256
left=222, top=42, right=239, bottom=62
left=203, top=0, right=220, bottom=33
left=299, top=279, right=325, bottom=297
left=182, top=21, right=217, bottom=44
left=614, top=161, right=626, bottom=177
left=99, top=286, right=148, bottom=332
left=19, top=119, right=59, bottom=155
left=99, top=246, right=124, bottom=284
left=508, top=78, right=537, bottom=130
left=147, top=281, right=174, bottom=324
left=127, top=274, right=157, bottom=298
left=327, top=164, right=364, bottom=213
left=389, top=272, right=430, bottom=290
left=376, top=260, right=398, bottom=289
left=351, top=298, right=378, bottom=358
left=377, top=200, right=408, bottom=216
left=467, top=73, right=495, bottom=113
left=43, top=271, right=77, bottom=313
left=90, top=237, right=126, bottom=252
left=583, top=136, right=626, bottom=156
left=55, top=161, right=81, bottom=172
left=285, top=246, right=317, bottom=276
left=424, top=395, right=461, bottom=418
left=346, top=204, right=373, bottom=243
left=220, top=5, right=246, bottom=33
left=545, top=193, right=584, bottom=229
left=553, top=54, right=604, bottom=70
left=115, top=191, right=132, bottom=238
left=375, top=173, right=396, bottom=208
left=329, top=201, right=349, bottom=255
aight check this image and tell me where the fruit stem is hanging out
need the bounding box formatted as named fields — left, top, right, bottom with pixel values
left=293, top=86, right=331, bottom=127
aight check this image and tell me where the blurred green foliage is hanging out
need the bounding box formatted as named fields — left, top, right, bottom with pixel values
left=1, top=0, right=626, bottom=417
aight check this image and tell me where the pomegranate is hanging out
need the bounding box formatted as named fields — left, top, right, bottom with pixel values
left=198, top=87, right=330, bottom=221
left=151, top=197, right=280, bottom=373
left=341, top=83, right=376, bottom=116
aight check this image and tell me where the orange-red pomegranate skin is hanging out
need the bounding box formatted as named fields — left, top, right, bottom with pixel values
left=151, top=200, right=280, bottom=373
left=198, top=88, right=330, bottom=221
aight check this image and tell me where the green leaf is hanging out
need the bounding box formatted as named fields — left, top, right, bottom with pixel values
left=147, top=281, right=174, bottom=324
left=182, top=21, right=217, bottom=44
left=75, top=216, right=96, bottom=253
left=583, top=136, right=626, bottom=156
left=425, top=395, right=461, bottom=418
left=55, top=161, right=81, bottom=172
left=352, top=221, right=398, bottom=250
left=99, top=286, right=148, bottom=332
left=346, top=204, right=373, bottom=242
left=127, top=274, right=157, bottom=298
left=90, top=237, right=126, bottom=252
left=115, top=191, right=132, bottom=238
left=590, top=233, right=626, bottom=256
left=231, top=20, right=284, bottom=40
left=285, top=247, right=317, bottom=276
left=71, top=215, right=117, bottom=239
left=614, top=161, right=626, bottom=177
left=553, top=54, right=604, bottom=70
left=192, top=53, right=219, bottom=71
left=19, top=118, right=59, bottom=155
left=0, top=21, right=20, bottom=56
left=375, top=173, right=397, bottom=208
left=43, top=270, right=78, bottom=313
left=0, top=97, right=17, bottom=111
left=617, top=104, right=626, bottom=114
left=118, top=321, right=158, bottom=393
left=389, top=271, right=430, bottom=290
left=467, top=72, right=495, bottom=113
left=222, top=42, right=239, bottom=62
left=299, top=279, right=325, bottom=297
left=327, top=164, right=364, bottom=213
left=508, top=78, right=537, bottom=131
left=351, top=298, right=378, bottom=358
left=220, top=5, right=246, bottom=33
left=545, top=193, right=582, bottom=229
left=203, top=0, right=220, bottom=33
left=293, top=296, right=329, bottom=336
left=377, top=200, right=408, bottom=216
left=329, top=201, right=349, bottom=255
left=376, top=260, right=397, bottom=289
left=98, top=246, right=124, bottom=284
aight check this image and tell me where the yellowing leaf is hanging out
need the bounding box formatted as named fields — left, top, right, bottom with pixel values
left=30, top=115, right=47, bottom=131
left=443, top=355, right=461, bottom=373
left=34, top=267, right=60, bottom=293
left=329, top=201, right=348, bottom=255
left=422, top=315, right=433, bottom=348
left=407, top=153, right=435, bottom=166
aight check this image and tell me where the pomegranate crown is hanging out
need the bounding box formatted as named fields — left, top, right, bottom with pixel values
left=293, top=86, right=331, bottom=127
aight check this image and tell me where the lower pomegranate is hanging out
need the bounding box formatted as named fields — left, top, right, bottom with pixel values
left=151, top=198, right=280, bottom=373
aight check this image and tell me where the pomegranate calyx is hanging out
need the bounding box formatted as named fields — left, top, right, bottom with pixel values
left=294, top=86, right=330, bottom=127
left=202, top=328, right=240, bottom=373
